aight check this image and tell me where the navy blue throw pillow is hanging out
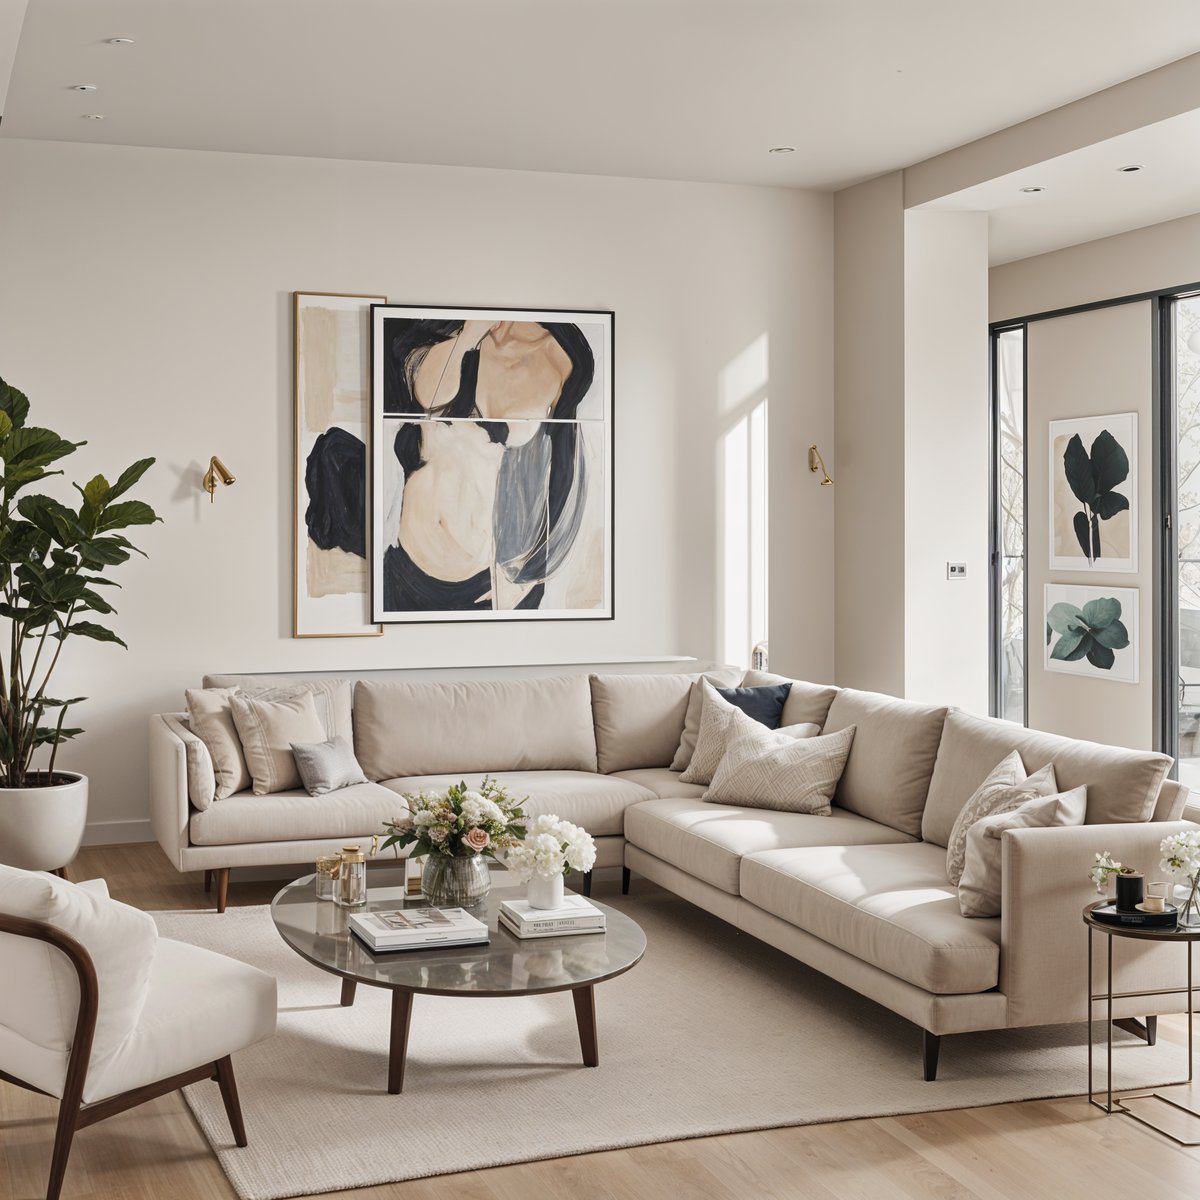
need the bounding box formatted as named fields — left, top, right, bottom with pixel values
left=715, top=682, right=792, bottom=729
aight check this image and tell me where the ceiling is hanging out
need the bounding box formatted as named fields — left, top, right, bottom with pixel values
left=4, top=0, right=1200, bottom=191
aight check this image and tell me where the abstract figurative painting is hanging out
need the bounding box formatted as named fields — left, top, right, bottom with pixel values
left=368, top=305, right=613, bottom=623
left=293, top=291, right=385, bottom=637
left=1044, top=584, right=1139, bottom=683
left=1048, top=412, right=1137, bottom=572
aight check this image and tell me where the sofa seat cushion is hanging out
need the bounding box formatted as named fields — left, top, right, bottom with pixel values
left=614, top=768, right=708, bottom=801
left=189, top=781, right=405, bottom=846
left=623, top=797, right=916, bottom=896
left=83, top=938, right=277, bottom=1104
left=740, top=843, right=1001, bottom=994
left=378, top=771, right=655, bottom=839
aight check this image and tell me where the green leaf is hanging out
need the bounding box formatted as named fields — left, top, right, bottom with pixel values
left=1, top=426, right=83, bottom=470
left=106, top=457, right=155, bottom=501
left=1092, top=490, right=1129, bottom=521
left=1086, top=642, right=1116, bottom=670
left=77, top=588, right=115, bottom=614
left=1047, top=602, right=1084, bottom=636
left=82, top=474, right=110, bottom=509
left=1082, top=596, right=1122, bottom=630
left=1090, top=429, right=1130, bottom=495
left=1063, top=434, right=1097, bottom=505
left=0, top=411, right=12, bottom=440
left=77, top=538, right=132, bottom=567
left=96, top=500, right=160, bottom=533
left=1050, top=628, right=1087, bottom=660
left=17, top=495, right=80, bottom=547
left=54, top=620, right=127, bottom=648
left=0, top=377, right=30, bottom=429
left=1073, top=510, right=1091, bottom=558
left=1092, top=618, right=1130, bottom=650
left=39, top=697, right=87, bottom=707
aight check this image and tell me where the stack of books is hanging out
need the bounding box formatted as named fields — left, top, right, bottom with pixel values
left=499, top=893, right=606, bottom=939
left=349, top=905, right=489, bottom=952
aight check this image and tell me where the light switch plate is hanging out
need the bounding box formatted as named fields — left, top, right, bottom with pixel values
left=947, top=562, right=966, bottom=579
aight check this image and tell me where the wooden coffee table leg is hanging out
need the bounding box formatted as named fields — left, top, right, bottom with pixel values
left=388, top=990, right=414, bottom=1094
left=340, top=979, right=357, bottom=1007
left=572, top=985, right=599, bottom=1067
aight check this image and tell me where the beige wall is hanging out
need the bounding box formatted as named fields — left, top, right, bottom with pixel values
left=903, top=211, right=990, bottom=713
left=0, top=138, right=835, bottom=842
left=1026, top=303, right=1155, bottom=749
left=833, top=171, right=906, bottom=694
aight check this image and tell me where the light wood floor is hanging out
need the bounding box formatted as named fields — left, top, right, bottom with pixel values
left=3, top=843, right=1199, bottom=1200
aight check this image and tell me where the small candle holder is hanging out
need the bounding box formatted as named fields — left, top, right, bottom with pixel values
left=1145, top=881, right=1169, bottom=913
left=1115, top=870, right=1145, bottom=912
left=315, top=854, right=340, bottom=902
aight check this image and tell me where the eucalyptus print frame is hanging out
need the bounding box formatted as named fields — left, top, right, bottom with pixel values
left=1044, top=584, right=1139, bottom=683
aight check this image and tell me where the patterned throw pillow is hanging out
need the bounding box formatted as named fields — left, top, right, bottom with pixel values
left=703, top=708, right=853, bottom=815
left=672, top=680, right=792, bottom=773
left=945, top=753, right=1059, bottom=886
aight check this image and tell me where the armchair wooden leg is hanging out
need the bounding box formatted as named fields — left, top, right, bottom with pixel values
left=214, top=1056, right=247, bottom=1147
left=621, top=866, right=631, bottom=895
left=922, top=1030, right=941, bottom=1081
left=45, top=1101, right=80, bottom=1200
left=204, top=869, right=213, bottom=894
left=215, top=868, right=230, bottom=914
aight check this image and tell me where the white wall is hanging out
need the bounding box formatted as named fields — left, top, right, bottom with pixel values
left=903, top=211, right=990, bottom=712
left=0, top=138, right=834, bottom=842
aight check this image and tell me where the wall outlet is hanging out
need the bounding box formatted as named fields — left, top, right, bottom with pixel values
left=947, top=562, right=966, bottom=579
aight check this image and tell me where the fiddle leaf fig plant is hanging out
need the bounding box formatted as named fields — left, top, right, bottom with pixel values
left=1062, top=429, right=1130, bottom=564
left=1045, top=596, right=1129, bottom=672
left=0, top=376, right=161, bottom=787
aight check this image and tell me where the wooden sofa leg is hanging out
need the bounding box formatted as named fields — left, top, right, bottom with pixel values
left=215, top=868, right=230, bottom=914
left=621, top=866, right=631, bottom=895
left=214, top=1056, right=248, bottom=1147
left=1114, top=1015, right=1158, bottom=1045
left=204, top=869, right=213, bottom=894
left=922, top=1030, right=941, bottom=1081
left=581, top=871, right=593, bottom=898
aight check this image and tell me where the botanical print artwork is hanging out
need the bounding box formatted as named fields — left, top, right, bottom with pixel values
left=293, top=292, right=385, bottom=637
left=1049, top=412, right=1137, bottom=572
left=1044, top=584, right=1139, bottom=683
left=369, top=306, right=613, bottom=623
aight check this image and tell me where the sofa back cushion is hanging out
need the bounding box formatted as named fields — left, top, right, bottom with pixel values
left=593, top=669, right=740, bottom=774
left=203, top=674, right=354, bottom=742
left=740, top=670, right=840, bottom=728
left=922, top=709, right=1173, bottom=846
left=354, top=675, right=598, bottom=779
left=823, top=689, right=948, bottom=838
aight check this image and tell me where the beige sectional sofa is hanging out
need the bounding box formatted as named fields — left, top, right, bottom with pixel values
left=150, top=664, right=1196, bottom=1079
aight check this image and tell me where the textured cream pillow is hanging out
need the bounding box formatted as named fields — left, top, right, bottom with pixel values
left=161, top=714, right=217, bottom=811
left=185, top=687, right=250, bottom=800
left=681, top=682, right=800, bottom=786
left=957, top=785, right=1087, bottom=918
left=670, top=672, right=781, bottom=772
left=945, top=753, right=1059, bottom=886
left=231, top=691, right=327, bottom=796
left=703, top=708, right=848, bottom=815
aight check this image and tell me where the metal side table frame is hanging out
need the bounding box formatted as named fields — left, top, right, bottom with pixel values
left=1085, top=899, right=1198, bottom=1143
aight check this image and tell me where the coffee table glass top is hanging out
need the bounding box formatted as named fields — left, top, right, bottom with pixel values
left=271, top=869, right=646, bottom=997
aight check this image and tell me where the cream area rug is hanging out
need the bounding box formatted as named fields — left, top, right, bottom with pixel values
left=154, top=885, right=1178, bottom=1200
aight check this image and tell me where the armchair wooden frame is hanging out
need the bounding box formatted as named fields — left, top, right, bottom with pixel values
left=0, top=913, right=249, bottom=1200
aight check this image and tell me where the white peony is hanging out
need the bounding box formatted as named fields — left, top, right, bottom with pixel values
left=503, top=813, right=596, bottom=881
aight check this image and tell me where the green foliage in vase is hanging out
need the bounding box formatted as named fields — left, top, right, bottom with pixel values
left=0, top=376, right=162, bottom=787
left=1045, top=596, right=1129, bottom=671
left=1062, top=429, right=1129, bottom=564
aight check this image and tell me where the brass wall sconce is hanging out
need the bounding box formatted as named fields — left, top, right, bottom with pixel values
left=202, top=456, right=236, bottom=503
left=808, top=444, right=833, bottom=486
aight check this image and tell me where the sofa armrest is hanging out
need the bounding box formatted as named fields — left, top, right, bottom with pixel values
left=149, top=714, right=193, bottom=871
left=1000, top=820, right=1197, bottom=1027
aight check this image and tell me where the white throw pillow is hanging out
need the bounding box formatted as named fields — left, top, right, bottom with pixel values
left=945, top=753, right=1059, bottom=886
left=703, top=708, right=849, bottom=815
left=162, top=714, right=216, bottom=811
left=231, top=691, right=327, bottom=796
left=957, top=785, right=1087, bottom=918
left=185, top=686, right=250, bottom=800
left=680, top=682, right=807, bottom=786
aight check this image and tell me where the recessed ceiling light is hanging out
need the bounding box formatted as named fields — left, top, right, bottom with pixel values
left=70, top=84, right=98, bottom=92
left=1118, top=164, right=1144, bottom=173
left=768, top=146, right=796, bottom=155
left=1019, top=185, right=1046, bottom=193
left=106, top=37, right=134, bottom=45
left=81, top=113, right=105, bottom=120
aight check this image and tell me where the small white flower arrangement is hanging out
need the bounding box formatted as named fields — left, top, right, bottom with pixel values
left=504, top=813, right=597, bottom=882
left=1088, top=850, right=1133, bottom=894
left=1161, top=830, right=1200, bottom=924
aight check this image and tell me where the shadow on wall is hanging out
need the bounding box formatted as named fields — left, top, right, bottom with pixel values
left=718, top=334, right=769, bottom=668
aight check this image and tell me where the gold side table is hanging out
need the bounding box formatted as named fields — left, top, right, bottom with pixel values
left=1084, top=899, right=1198, bottom=1143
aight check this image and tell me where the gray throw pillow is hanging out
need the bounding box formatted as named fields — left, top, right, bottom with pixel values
left=291, top=735, right=369, bottom=796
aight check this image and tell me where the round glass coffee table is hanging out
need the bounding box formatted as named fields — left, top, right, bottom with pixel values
left=271, top=869, right=646, bottom=1094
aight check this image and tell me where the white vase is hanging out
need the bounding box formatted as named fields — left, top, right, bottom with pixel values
left=0, top=773, right=89, bottom=872
left=527, top=872, right=565, bottom=910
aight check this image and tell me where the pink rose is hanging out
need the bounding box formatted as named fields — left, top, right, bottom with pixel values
left=464, top=827, right=490, bottom=853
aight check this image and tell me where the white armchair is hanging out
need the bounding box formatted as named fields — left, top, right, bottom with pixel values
left=0, top=865, right=276, bottom=1200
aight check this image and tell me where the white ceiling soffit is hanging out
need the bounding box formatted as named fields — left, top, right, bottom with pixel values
left=4, top=0, right=1200, bottom=189
left=924, top=107, right=1200, bottom=265
left=0, top=0, right=29, bottom=120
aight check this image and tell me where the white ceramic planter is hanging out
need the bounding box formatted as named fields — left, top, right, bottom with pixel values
left=0, top=773, right=88, bottom=872
left=527, top=871, right=565, bottom=910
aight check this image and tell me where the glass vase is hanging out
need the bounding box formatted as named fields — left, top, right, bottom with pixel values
left=1177, top=874, right=1200, bottom=931
left=422, top=853, right=491, bottom=907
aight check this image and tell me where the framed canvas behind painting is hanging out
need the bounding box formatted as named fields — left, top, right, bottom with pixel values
left=369, top=304, right=614, bottom=624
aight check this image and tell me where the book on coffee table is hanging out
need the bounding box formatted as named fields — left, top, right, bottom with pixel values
left=349, top=906, right=489, bottom=952
left=498, top=894, right=606, bottom=939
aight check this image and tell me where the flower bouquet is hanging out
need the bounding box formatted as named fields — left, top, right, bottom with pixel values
left=504, top=813, right=597, bottom=909
left=1161, top=830, right=1200, bottom=930
left=380, top=778, right=526, bottom=907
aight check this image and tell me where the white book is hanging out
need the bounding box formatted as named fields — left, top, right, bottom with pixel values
left=349, top=906, right=489, bottom=951
left=499, top=893, right=605, bottom=928
left=499, top=911, right=606, bottom=940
